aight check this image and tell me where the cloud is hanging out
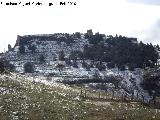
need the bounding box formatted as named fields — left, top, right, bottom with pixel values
left=127, top=0, right=160, bottom=5
left=139, top=20, right=160, bottom=45
left=0, top=0, right=160, bottom=52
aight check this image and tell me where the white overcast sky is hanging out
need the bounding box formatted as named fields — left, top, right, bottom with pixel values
left=0, top=0, right=160, bottom=52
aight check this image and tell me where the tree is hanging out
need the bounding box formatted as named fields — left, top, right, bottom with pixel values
left=89, top=32, right=104, bottom=44
left=39, top=54, right=45, bottom=63
left=59, top=51, right=65, bottom=61
left=156, top=44, right=160, bottom=50
left=96, top=62, right=106, bottom=71
left=0, top=62, right=5, bottom=73
left=75, top=32, right=81, bottom=38
left=56, top=63, right=65, bottom=75
left=65, top=33, right=74, bottom=45
left=141, top=70, right=160, bottom=100
left=69, top=51, right=83, bottom=60
left=82, top=60, right=90, bottom=71
left=28, top=45, right=36, bottom=53
left=65, top=58, right=72, bottom=66
left=93, top=70, right=100, bottom=79
left=5, top=62, right=15, bottom=72
left=24, top=62, right=34, bottom=73
left=0, top=58, right=15, bottom=72
left=8, top=44, right=12, bottom=51
left=19, top=45, right=25, bottom=54
left=69, top=51, right=77, bottom=60
left=82, top=35, right=159, bottom=70
left=72, top=60, right=78, bottom=68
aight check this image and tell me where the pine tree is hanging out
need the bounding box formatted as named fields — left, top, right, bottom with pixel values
left=39, top=55, right=45, bottom=63
left=59, top=51, right=65, bottom=61
left=24, top=62, right=34, bottom=73
left=19, top=45, right=25, bottom=54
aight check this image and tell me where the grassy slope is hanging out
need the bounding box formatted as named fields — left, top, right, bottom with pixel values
left=0, top=73, right=160, bottom=120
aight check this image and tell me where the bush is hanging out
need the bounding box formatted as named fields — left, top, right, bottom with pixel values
left=59, top=51, right=65, bottom=61
left=0, top=59, right=15, bottom=72
left=82, top=61, right=90, bottom=71
left=24, top=62, right=34, bottom=73
left=0, top=62, right=5, bottom=73
left=72, top=60, right=78, bottom=68
left=28, top=45, right=36, bottom=53
left=96, top=62, right=106, bottom=71
left=141, top=69, right=160, bottom=100
left=19, top=45, right=25, bottom=54
left=39, top=55, right=45, bottom=63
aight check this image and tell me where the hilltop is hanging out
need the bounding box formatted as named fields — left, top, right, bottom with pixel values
left=3, top=30, right=159, bottom=74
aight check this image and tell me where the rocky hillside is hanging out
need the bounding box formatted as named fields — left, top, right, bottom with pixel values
left=5, top=33, right=89, bottom=73
left=4, top=30, right=159, bottom=73
left=1, top=30, right=160, bottom=102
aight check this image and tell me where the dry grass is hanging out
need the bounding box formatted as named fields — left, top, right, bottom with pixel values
left=0, top=74, right=160, bottom=120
